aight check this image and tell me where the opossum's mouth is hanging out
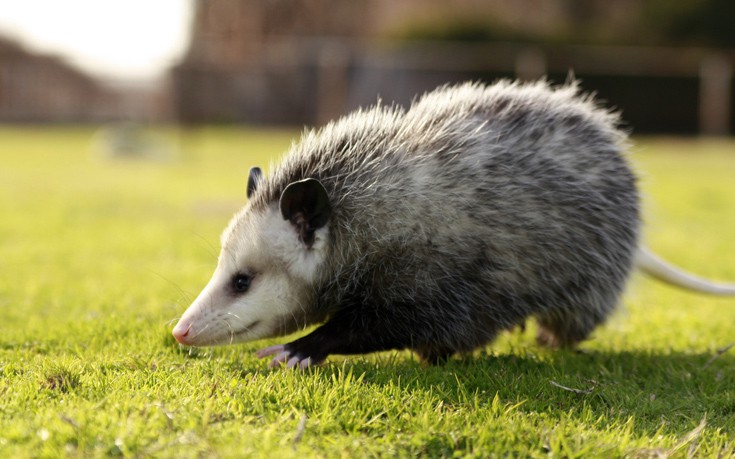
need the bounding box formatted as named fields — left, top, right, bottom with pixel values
left=228, top=320, right=261, bottom=341
left=177, top=319, right=263, bottom=346
left=192, top=320, right=263, bottom=346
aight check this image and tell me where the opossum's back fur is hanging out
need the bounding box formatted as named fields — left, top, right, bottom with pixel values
left=251, top=80, right=639, bottom=356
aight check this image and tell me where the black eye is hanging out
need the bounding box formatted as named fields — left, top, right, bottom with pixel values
left=232, top=274, right=251, bottom=294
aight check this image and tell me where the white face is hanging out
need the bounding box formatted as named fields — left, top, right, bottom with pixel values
left=171, top=204, right=329, bottom=346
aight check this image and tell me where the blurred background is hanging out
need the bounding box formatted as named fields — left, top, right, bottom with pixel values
left=1, top=0, right=734, bottom=135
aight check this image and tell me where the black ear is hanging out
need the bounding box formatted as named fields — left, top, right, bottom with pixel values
left=247, top=167, right=263, bottom=199
left=279, top=178, right=332, bottom=248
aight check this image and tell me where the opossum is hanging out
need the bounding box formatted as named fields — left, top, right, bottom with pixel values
left=172, top=80, right=735, bottom=368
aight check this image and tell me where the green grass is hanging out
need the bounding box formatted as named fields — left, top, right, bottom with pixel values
left=1, top=127, right=734, bottom=458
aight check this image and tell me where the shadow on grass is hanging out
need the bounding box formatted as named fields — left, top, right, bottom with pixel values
left=164, top=322, right=735, bottom=442
left=342, top=348, right=735, bottom=438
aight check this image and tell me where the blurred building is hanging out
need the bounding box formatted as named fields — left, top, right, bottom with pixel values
left=172, top=0, right=735, bottom=134
left=0, top=35, right=122, bottom=123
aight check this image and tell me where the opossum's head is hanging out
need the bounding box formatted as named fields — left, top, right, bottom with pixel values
left=172, top=167, right=332, bottom=346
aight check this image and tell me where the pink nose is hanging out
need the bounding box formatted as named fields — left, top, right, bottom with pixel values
left=172, top=321, right=192, bottom=344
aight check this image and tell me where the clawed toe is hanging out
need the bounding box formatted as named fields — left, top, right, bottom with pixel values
left=268, top=351, right=291, bottom=368
left=273, top=353, right=315, bottom=369
left=286, top=356, right=313, bottom=369
left=256, top=344, right=285, bottom=358
left=257, top=344, right=319, bottom=369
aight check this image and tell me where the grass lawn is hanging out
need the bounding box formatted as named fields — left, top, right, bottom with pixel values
left=1, top=126, right=734, bottom=458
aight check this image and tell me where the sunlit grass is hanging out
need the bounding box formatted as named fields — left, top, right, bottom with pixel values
left=0, top=127, right=734, bottom=457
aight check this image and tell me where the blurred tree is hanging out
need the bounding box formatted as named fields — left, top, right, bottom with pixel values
left=643, top=0, right=735, bottom=47
left=393, top=0, right=735, bottom=48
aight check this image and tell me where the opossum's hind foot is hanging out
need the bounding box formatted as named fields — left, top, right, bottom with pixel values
left=535, top=327, right=578, bottom=349
left=256, top=344, right=322, bottom=369
left=415, top=348, right=454, bottom=366
left=534, top=315, right=594, bottom=349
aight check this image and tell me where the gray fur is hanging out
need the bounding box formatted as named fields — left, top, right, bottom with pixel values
left=246, top=80, right=639, bottom=359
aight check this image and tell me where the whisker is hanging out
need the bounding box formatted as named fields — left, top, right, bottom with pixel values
left=189, top=323, right=209, bottom=341
left=149, top=270, right=195, bottom=304
left=221, top=319, right=235, bottom=345
left=224, top=313, right=242, bottom=345
left=165, top=316, right=181, bottom=327
left=191, top=231, right=220, bottom=261
left=226, top=312, right=242, bottom=320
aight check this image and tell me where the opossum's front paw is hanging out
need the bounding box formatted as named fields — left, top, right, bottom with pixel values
left=256, top=344, right=321, bottom=369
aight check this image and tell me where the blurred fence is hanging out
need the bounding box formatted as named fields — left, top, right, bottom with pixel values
left=348, top=41, right=732, bottom=136
left=173, top=40, right=734, bottom=135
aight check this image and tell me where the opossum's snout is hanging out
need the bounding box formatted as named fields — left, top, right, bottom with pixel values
left=171, top=320, right=191, bottom=344
left=171, top=272, right=264, bottom=346
left=172, top=176, right=333, bottom=348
